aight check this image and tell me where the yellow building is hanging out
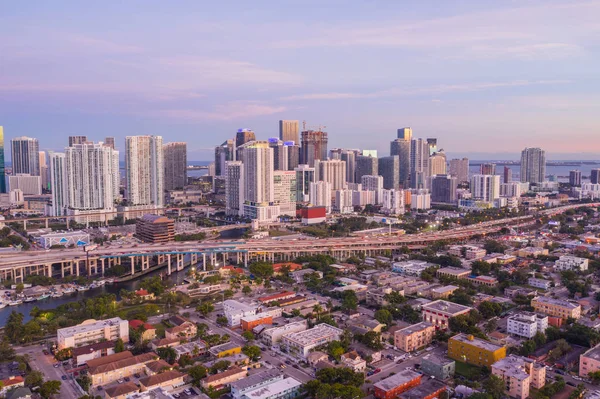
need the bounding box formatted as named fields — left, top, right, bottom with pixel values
left=448, top=334, right=506, bottom=369
left=209, top=342, right=242, bottom=358
left=531, top=296, right=581, bottom=320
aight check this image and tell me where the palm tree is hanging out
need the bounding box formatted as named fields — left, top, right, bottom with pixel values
left=326, top=299, right=333, bottom=315
left=313, top=304, right=323, bottom=320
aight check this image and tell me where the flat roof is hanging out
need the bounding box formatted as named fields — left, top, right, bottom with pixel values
left=230, top=369, right=284, bottom=391
left=57, top=317, right=126, bottom=337
left=422, top=300, right=472, bottom=315
left=437, top=267, right=470, bottom=275
left=533, top=296, right=580, bottom=309
left=492, top=355, right=536, bottom=381
left=223, top=300, right=258, bottom=312
left=583, top=344, right=600, bottom=361
left=421, top=353, right=455, bottom=366
left=374, top=370, right=421, bottom=392
left=450, top=333, right=504, bottom=352
left=398, top=379, right=447, bottom=399
left=209, top=342, right=241, bottom=354
left=431, top=285, right=459, bottom=294
left=397, top=322, right=434, bottom=336
left=243, top=377, right=303, bottom=399
left=283, top=324, right=343, bottom=346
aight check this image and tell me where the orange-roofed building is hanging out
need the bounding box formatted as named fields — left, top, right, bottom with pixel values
left=135, top=289, right=155, bottom=301
left=0, top=376, right=24, bottom=396
left=241, top=313, right=273, bottom=331
left=129, top=320, right=157, bottom=341
left=273, top=263, right=303, bottom=274
left=257, top=291, right=296, bottom=304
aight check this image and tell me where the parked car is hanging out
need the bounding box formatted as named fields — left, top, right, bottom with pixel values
left=61, top=376, right=67, bottom=380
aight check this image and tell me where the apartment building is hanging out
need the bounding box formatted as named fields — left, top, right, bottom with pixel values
left=223, top=300, right=258, bottom=326
left=528, top=278, right=552, bottom=290
left=430, top=285, right=459, bottom=299
left=531, top=296, right=581, bottom=320
left=449, top=245, right=486, bottom=259
left=448, top=334, right=506, bottom=368
left=507, top=312, right=549, bottom=339
left=554, top=255, right=589, bottom=271
left=492, top=355, right=546, bottom=399
left=138, top=370, right=185, bottom=392
left=421, top=300, right=472, bottom=331
left=88, top=351, right=159, bottom=386
left=421, top=354, right=455, bottom=380
left=240, top=377, right=303, bottom=399
left=340, top=351, right=367, bottom=373
left=580, top=344, right=600, bottom=377
left=261, top=320, right=308, bottom=347
left=394, top=322, right=435, bottom=352
left=281, top=324, right=343, bottom=358
left=202, top=367, right=247, bottom=389
left=57, top=317, right=129, bottom=350
left=231, top=369, right=284, bottom=399
left=374, top=370, right=422, bottom=399
left=436, top=267, right=470, bottom=280
left=241, top=313, right=273, bottom=331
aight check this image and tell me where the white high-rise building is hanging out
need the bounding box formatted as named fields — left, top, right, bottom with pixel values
left=500, top=182, right=522, bottom=198
left=49, top=152, right=68, bottom=216
left=65, top=142, right=119, bottom=213
left=225, top=161, right=244, bottom=216
left=241, top=141, right=280, bottom=221
left=39, top=151, right=48, bottom=191
left=334, top=189, right=354, bottom=214
left=471, top=174, right=500, bottom=202
left=316, top=159, right=347, bottom=190
left=126, top=136, right=164, bottom=207
left=295, top=164, right=315, bottom=202
left=7, top=174, right=42, bottom=195
left=428, top=151, right=447, bottom=177
left=361, top=175, right=384, bottom=204
left=410, top=189, right=431, bottom=210
left=11, top=136, right=40, bottom=176
left=309, top=181, right=332, bottom=212
left=273, top=170, right=297, bottom=217
left=410, top=138, right=429, bottom=189
left=520, top=148, right=546, bottom=184
left=381, top=189, right=405, bottom=215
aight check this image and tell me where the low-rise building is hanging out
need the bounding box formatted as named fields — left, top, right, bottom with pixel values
left=555, top=255, right=589, bottom=271
left=165, top=316, right=197, bottom=340
left=57, top=317, right=129, bottom=350
left=394, top=322, right=435, bottom=352
left=241, top=312, right=273, bottom=331
left=449, top=245, right=486, bottom=259
left=373, top=370, right=422, bottom=399
left=467, top=275, right=498, bottom=287
left=223, top=300, right=258, bottom=327
left=281, top=323, right=343, bottom=359
left=290, top=269, right=323, bottom=283
left=436, top=267, right=470, bottom=280
left=531, top=296, right=581, bottom=320
left=150, top=337, right=180, bottom=351
left=366, top=287, right=394, bottom=307
left=72, top=340, right=116, bottom=366
left=448, top=334, right=506, bottom=368
left=88, top=351, right=159, bottom=386
left=398, top=379, right=447, bottom=399
left=257, top=291, right=298, bottom=305
left=240, top=376, right=302, bottom=399
left=580, top=343, right=600, bottom=377
left=391, top=260, right=432, bottom=276
left=492, top=355, right=546, bottom=399
left=201, top=366, right=247, bottom=389
left=430, top=285, right=459, bottom=299
left=0, top=376, right=24, bottom=397
left=340, top=351, right=367, bottom=373
left=261, top=320, right=308, bottom=347
left=421, top=300, right=472, bottom=331
left=528, top=278, right=552, bottom=290
left=104, top=382, right=139, bottom=399
left=138, top=370, right=185, bottom=391
left=135, top=215, right=175, bottom=243
left=35, top=230, right=90, bottom=249
left=231, top=369, right=284, bottom=399
left=172, top=340, right=207, bottom=360
left=421, top=354, right=455, bottom=380
left=507, top=312, right=549, bottom=339
left=209, top=342, right=243, bottom=358
left=129, top=320, right=157, bottom=342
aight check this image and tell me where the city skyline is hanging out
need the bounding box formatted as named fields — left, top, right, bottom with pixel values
left=1, top=1, right=600, bottom=161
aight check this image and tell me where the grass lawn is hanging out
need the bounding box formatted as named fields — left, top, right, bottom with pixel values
left=454, top=360, right=487, bottom=380
left=269, top=229, right=295, bottom=237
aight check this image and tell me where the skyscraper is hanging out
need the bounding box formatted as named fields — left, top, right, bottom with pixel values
left=410, top=138, right=429, bottom=189
left=569, top=170, right=582, bottom=187
left=428, top=151, right=447, bottom=176
left=163, top=142, right=187, bottom=190
left=235, top=128, right=256, bottom=148
left=300, top=130, right=328, bottom=167
left=390, top=139, right=411, bottom=188
left=126, top=135, right=164, bottom=207
left=316, top=159, right=346, bottom=190
left=104, top=137, right=116, bottom=150
left=480, top=163, right=496, bottom=175
left=241, top=141, right=279, bottom=221
left=309, top=181, right=332, bottom=212
left=268, top=138, right=288, bottom=171
left=397, top=127, right=413, bottom=140
left=279, top=120, right=299, bottom=144
left=378, top=156, right=399, bottom=189
left=520, top=148, right=546, bottom=184
left=11, top=136, right=40, bottom=176
left=39, top=151, right=48, bottom=191
left=355, top=155, right=378, bottom=183
left=49, top=152, right=68, bottom=216
left=68, top=136, right=88, bottom=146
left=426, top=138, right=438, bottom=156
left=471, top=174, right=500, bottom=202
left=225, top=161, right=244, bottom=216
left=503, top=166, right=512, bottom=184
left=0, top=126, right=5, bottom=193
left=215, top=139, right=235, bottom=176
left=341, top=150, right=358, bottom=184
left=449, top=158, right=469, bottom=184
left=273, top=170, right=297, bottom=216
left=591, top=169, right=600, bottom=185
left=430, top=174, right=458, bottom=203
left=285, top=142, right=300, bottom=171
left=361, top=175, right=384, bottom=203
left=295, top=164, right=315, bottom=202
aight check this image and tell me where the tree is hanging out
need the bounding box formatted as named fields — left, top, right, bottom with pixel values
left=157, top=347, right=178, bottom=364
left=341, top=291, right=358, bottom=313
left=0, top=339, right=16, bottom=360
left=114, top=338, right=125, bottom=353
left=374, top=309, right=393, bottom=326
left=216, top=316, right=228, bottom=326
left=40, top=380, right=62, bottom=399
left=188, top=365, right=207, bottom=386
left=242, top=345, right=261, bottom=361
left=327, top=341, right=346, bottom=361
left=209, top=360, right=231, bottom=374
left=448, top=289, right=473, bottom=306
left=242, top=331, right=255, bottom=342
left=139, top=276, right=166, bottom=296
left=313, top=304, right=324, bottom=320
left=78, top=376, right=91, bottom=392
left=249, top=262, right=274, bottom=279
left=483, top=240, right=507, bottom=254
left=197, top=301, right=214, bottom=316
left=242, top=285, right=252, bottom=295
left=5, top=311, right=24, bottom=343
left=223, top=289, right=234, bottom=299
left=15, top=283, right=24, bottom=294
left=25, top=371, right=44, bottom=388
left=478, top=301, right=503, bottom=319
left=483, top=375, right=506, bottom=399
left=484, top=319, right=497, bottom=334
left=316, top=367, right=365, bottom=387
left=471, top=261, right=491, bottom=276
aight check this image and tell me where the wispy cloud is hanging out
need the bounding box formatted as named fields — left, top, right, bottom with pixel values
left=157, top=101, right=287, bottom=121
left=282, top=79, right=572, bottom=101
left=67, top=35, right=144, bottom=54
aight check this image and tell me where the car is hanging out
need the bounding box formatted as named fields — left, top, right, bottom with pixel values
left=556, top=370, right=565, bottom=375
left=124, top=377, right=130, bottom=382
left=53, top=364, right=60, bottom=368
left=117, top=379, right=124, bottom=384
left=173, top=394, right=180, bottom=398
left=134, top=373, right=141, bottom=378
left=567, top=381, right=576, bottom=387
left=43, top=350, right=49, bottom=355
left=373, top=368, right=381, bottom=374
left=285, top=360, right=292, bottom=365
left=97, top=386, right=103, bottom=391
left=61, top=375, right=67, bottom=380
left=279, top=364, right=286, bottom=369
left=293, top=364, right=299, bottom=368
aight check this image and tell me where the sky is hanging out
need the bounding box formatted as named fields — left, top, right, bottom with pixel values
left=1, top=0, right=600, bottom=161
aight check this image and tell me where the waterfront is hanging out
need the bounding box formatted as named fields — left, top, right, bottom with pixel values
left=469, top=162, right=599, bottom=182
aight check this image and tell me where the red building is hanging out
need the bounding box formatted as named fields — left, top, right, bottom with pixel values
left=300, top=206, right=326, bottom=225
left=258, top=291, right=296, bottom=304
left=374, top=370, right=421, bottom=399
left=241, top=314, right=273, bottom=331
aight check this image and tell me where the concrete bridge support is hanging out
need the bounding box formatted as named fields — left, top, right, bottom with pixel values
left=202, top=254, right=206, bottom=271
left=141, top=256, right=150, bottom=271
left=191, top=253, right=198, bottom=265
left=176, top=254, right=184, bottom=271
left=167, top=254, right=172, bottom=275
left=130, top=256, right=136, bottom=276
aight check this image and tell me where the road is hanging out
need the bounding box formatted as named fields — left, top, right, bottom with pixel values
left=15, top=344, right=83, bottom=398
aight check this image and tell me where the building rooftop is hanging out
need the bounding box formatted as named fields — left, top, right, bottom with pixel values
left=582, top=344, right=600, bottom=361
left=421, top=353, right=455, bottom=367
left=374, top=369, right=421, bottom=392
left=89, top=352, right=158, bottom=375
left=533, top=296, right=581, bottom=309
left=450, top=333, right=504, bottom=353
left=104, top=381, right=139, bottom=398
left=437, top=267, right=470, bottom=276
left=283, top=323, right=343, bottom=346
left=223, top=299, right=258, bottom=313
left=431, top=285, right=459, bottom=294
left=257, top=291, right=296, bottom=303
left=230, top=369, right=283, bottom=392
left=396, top=321, right=434, bottom=336
left=492, top=355, right=538, bottom=381
left=72, top=340, right=116, bottom=357
left=57, top=317, right=126, bottom=338
left=398, top=379, right=447, bottom=399
left=172, top=340, right=207, bottom=356
left=209, top=342, right=241, bottom=355
left=139, top=370, right=185, bottom=388
left=203, top=366, right=245, bottom=384
left=139, top=214, right=171, bottom=223
left=422, top=300, right=472, bottom=315
left=243, top=377, right=303, bottom=399
left=241, top=312, right=274, bottom=323
left=85, top=351, right=134, bottom=369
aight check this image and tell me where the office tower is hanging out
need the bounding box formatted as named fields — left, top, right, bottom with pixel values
left=500, top=182, right=522, bottom=198
left=104, top=137, right=115, bottom=150
left=125, top=135, right=164, bottom=207
left=0, top=126, right=5, bottom=193
left=316, top=159, right=346, bottom=190
left=471, top=174, right=500, bottom=202
left=163, top=142, right=187, bottom=191
left=11, top=136, right=40, bottom=176
left=356, top=155, right=378, bottom=183
left=207, top=162, right=215, bottom=177
left=381, top=189, right=404, bottom=214
left=240, top=141, right=280, bottom=221
left=520, top=148, right=546, bottom=184
left=39, top=151, right=48, bottom=191
left=268, top=138, right=289, bottom=171
left=410, top=138, right=429, bottom=189
left=361, top=175, right=384, bottom=204
left=295, top=164, right=315, bottom=202
left=378, top=156, right=399, bottom=189
left=428, top=151, right=447, bottom=176
left=397, top=127, right=413, bottom=140
left=341, top=150, right=357, bottom=184
left=480, top=163, right=496, bottom=175
left=235, top=128, right=256, bottom=148
left=279, top=120, right=299, bottom=144
left=49, top=152, right=68, bottom=216
left=430, top=174, right=458, bottom=203
left=285, top=142, right=300, bottom=171
left=591, top=169, right=600, bottom=185
left=273, top=170, right=297, bottom=216
left=309, top=181, right=332, bottom=212
left=569, top=170, right=582, bottom=187
left=7, top=174, right=42, bottom=195
left=334, top=189, right=354, bottom=213
left=68, top=136, right=87, bottom=146
left=449, top=158, right=469, bottom=184
left=390, top=139, right=411, bottom=188
left=65, top=142, right=119, bottom=212
left=503, top=166, right=512, bottom=184
left=300, top=130, right=328, bottom=167
left=362, top=149, right=378, bottom=158
left=329, top=148, right=343, bottom=160
left=225, top=161, right=244, bottom=216
left=214, top=140, right=235, bottom=176
left=426, top=138, right=438, bottom=156
left=410, top=189, right=431, bottom=210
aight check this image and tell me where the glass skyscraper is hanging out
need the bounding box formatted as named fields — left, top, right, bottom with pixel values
left=0, top=126, right=5, bottom=193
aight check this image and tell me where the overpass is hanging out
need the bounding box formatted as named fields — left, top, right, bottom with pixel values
left=0, top=203, right=596, bottom=283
